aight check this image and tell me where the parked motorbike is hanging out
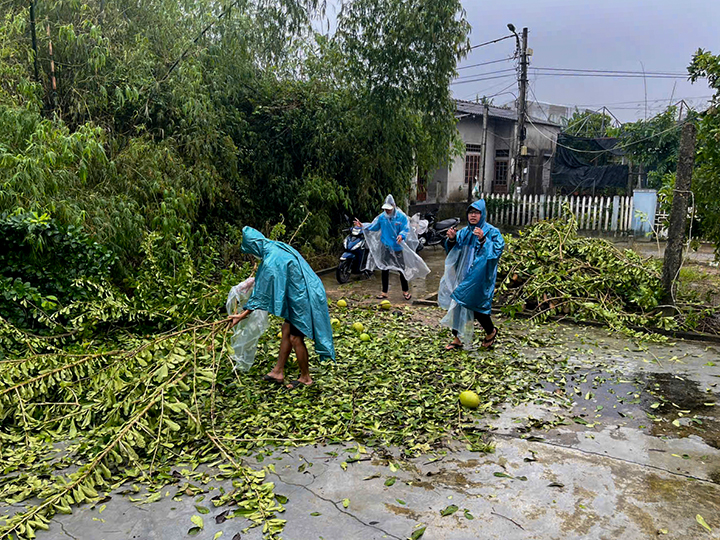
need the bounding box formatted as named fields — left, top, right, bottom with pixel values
left=411, top=209, right=460, bottom=249
left=336, top=223, right=372, bottom=284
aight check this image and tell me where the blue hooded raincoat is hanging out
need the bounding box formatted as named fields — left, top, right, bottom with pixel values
left=446, top=199, right=505, bottom=314
left=240, top=227, right=335, bottom=360
left=365, top=195, right=410, bottom=252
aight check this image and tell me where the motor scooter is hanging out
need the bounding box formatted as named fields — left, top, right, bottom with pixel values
left=336, top=223, right=372, bottom=284
left=411, top=209, right=460, bottom=249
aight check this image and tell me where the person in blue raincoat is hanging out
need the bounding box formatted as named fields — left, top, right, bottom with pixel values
left=354, top=194, right=429, bottom=300
left=439, top=199, right=504, bottom=350
left=229, top=227, right=335, bottom=389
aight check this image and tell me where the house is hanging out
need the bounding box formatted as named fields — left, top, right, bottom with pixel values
left=414, top=100, right=561, bottom=205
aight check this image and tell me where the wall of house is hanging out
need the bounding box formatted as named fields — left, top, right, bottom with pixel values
left=523, top=123, right=559, bottom=194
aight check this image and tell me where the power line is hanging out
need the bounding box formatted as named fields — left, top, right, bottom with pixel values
left=457, top=57, right=514, bottom=71
left=558, top=96, right=713, bottom=108
left=454, top=68, right=517, bottom=81
left=530, top=71, right=687, bottom=80
left=469, top=34, right=515, bottom=50
left=450, top=73, right=517, bottom=86
left=532, top=66, right=686, bottom=76
left=526, top=114, right=690, bottom=154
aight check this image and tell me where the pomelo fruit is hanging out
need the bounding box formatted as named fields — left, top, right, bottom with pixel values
left=352, top=322, right=364, bottom=333
left=337, top=299, right=347, bottom=308
left=360, top=333, right=371, bottom=342
left=331, top=318, right=341, bottom=328
left=459, top=391, right=480, bottom=409
left=380, top=301, right=392, bottom=310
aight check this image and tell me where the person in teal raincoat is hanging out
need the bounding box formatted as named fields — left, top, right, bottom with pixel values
left=439, top=200, right=504, bottom=350
left=229, top=227, right=335, bottom=388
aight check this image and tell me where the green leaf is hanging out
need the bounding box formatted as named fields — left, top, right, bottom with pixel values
left=396, top=499, right=406, bottom=505
left=195, top=505, right=210, bottom=514
left=410, top=525, right=426, bottom=539
left=190, top=515, right=204, bottom=529
left=440, top=505, right=458, bottom=516
left=342, top=498, right=350, bottom=508
left=385, top=477, right=396, bottom=487
left=464, top=510, right=474, bottom=520
left=494, top=472, right=513, bottom=478
left=213, top=532, right=223, bottom=540
left=696, top=514, right=712, bottom=532
left=310, top=512, right=322, bottom=517
left=188, top=526, right=202, bottom=536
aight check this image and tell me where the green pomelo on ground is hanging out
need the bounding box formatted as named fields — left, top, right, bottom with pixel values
left=459, top=391, right=480, bottom=409
left=352, top=322, right=364, bottom=333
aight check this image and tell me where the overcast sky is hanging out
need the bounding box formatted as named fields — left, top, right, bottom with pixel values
left=454, top=0, right=719, bottom=122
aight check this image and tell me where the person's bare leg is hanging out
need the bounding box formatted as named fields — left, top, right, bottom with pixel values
left=287, top=335, right=312, bottom=387
left=266, top=322, right=291, bottom=382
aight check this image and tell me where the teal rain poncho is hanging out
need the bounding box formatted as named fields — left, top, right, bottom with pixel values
left=363, top=194, right=430, bottom=281
left=241, top=227, right=335, bottom=361
left=438, top=200, right=505, bottom=345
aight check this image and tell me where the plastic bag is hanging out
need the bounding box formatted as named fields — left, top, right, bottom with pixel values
left=410, top=213, right=428, bottom=236
left=226, top=277, right=269, bottom=371
left=438, top=244, right=475, bottom=348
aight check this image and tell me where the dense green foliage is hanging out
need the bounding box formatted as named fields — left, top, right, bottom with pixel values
left=0, top=0, right=470, bottom=322
left=497, top=212, right=715, bottom=334
left=689, top=49, right=720, bottom=255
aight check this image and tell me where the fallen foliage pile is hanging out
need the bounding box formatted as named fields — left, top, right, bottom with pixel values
left=498, top=213, right=681, bottom=335
left=0, top=302, right=572, bottom=539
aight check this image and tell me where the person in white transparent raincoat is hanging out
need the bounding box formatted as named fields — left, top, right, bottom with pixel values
left=439, top=199, right=504, bottom=350
left=354, top=194, right=430, bottom=301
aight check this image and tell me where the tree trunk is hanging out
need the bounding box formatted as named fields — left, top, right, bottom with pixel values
left=661, top=121, right=697, bottom=306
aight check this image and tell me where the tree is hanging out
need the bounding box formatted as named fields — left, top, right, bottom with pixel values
left=562, top=110, right=615, bottom=138
left=688, top=49, right=720, bottom=255
left=615, top=106, right=684, bottom=190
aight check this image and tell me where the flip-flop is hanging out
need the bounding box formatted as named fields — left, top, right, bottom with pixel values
left=376, top=294, right=389, bottom=299
left=403, top=292, right=412, bottom=300
left=286, top=379, right=313, bottom=390
left=263, top=375, right=284, bottom=384
left=444, top=342, right=463, bottom=351
left=481, top=328, right=499, bottom=349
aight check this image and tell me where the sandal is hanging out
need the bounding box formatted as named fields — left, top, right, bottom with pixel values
left=481, top=328, right=498, bottom=349
left=403, top=292, right=412, bottom=300
left=263, top=375, right=284, bottom=384
left=376, top=294, right=389, bottom=299
left=286, top=379, right=313, bottom=390
left=445, top=342, right=463, bottom=351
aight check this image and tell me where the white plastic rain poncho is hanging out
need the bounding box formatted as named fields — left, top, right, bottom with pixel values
left=226, top=277, right=270, bottom=371
left=362, top=195, right=430, bottom=281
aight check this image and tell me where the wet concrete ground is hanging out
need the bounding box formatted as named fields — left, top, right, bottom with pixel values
left=9, top=241, right=720, bottom=540
left=21, top=318, right=720, bottom=540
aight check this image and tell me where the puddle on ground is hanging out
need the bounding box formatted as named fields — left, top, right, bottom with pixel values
left=535, top=368, right=719, bottom=449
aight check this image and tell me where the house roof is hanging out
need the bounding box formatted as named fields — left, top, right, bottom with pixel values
left=455, top=99, right=560, bottom=127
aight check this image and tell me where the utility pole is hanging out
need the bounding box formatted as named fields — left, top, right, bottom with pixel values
left=661, top=121, right=697, bottom=306
left=512, top=27, right=529, bottom=193
left=480, top=103, right=489, bottom=194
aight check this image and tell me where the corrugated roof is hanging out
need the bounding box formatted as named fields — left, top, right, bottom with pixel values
left=455, top=99, right=560, bottom=127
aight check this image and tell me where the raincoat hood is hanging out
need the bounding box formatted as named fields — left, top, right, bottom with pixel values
left=382, top=194, right=397, bottom=216
left=466, top=200, right=487, bottom=228
left=240, top=227, right=266, bottom=258
left=241, top=227, right=336, bottom=360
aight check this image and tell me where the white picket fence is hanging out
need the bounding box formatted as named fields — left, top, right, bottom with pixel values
left=479, top=193, right=635, bottom=233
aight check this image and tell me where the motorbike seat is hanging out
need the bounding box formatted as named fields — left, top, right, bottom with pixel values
left=435, top=218, right=459, bottom=230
